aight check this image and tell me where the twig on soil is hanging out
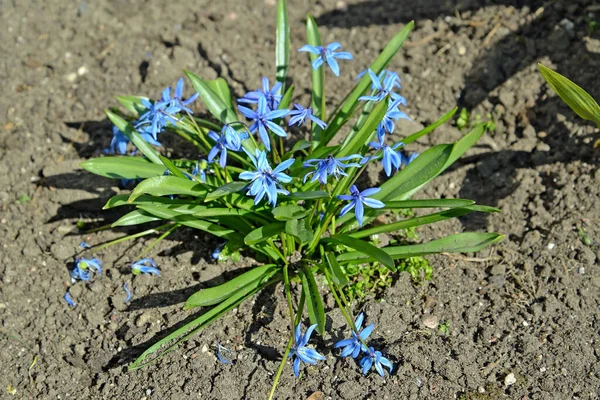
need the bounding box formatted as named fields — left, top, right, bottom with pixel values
left=97, top=42, right=116, bottom=60
left=405, top=32, right=444, bottom=48
left=482, top=17, right=503, bottom=48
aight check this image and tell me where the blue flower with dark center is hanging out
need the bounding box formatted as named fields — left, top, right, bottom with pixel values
left=64, top=292, right=76, bottom=308
left=380, top=97, right=410, bottom=134
left=303, top=154, right=361, bottom=184
left=238, top=96, right=290, bottom=151
left=109, top=126, right=129, bottom=154
left=160, top=78, right=199, bottom=114
left=357, top=69, right=401, bottom=91
left=131, top=258, right=160, bottom=276
left=239, top=150, right=294, bottom=206
left=333, top=313, right=374, bottom=358
left=358, top=69, right=407, bottom=104
left=299, top=42, right=353, bottom=77
left=367, top=133, right=407, bottom=177
left=359, top=347, right=393, bottom=377
left=288, top=104, right=327, bottom=129
left=338, top=185, right=385, bottom=227
left=136, top=98, right=181, bottom=139
left=123, top=282, right=132, bottom=303
left=288, top=323, right=326, bottom=377
left=70, top=257, right=103, bottom=283
left=207, top=125, right=243, bottom=168
left=238, top=77, right=282, bottom=110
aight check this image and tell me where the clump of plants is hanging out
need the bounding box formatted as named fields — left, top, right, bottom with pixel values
left=77, top=1, right=501, bottom=396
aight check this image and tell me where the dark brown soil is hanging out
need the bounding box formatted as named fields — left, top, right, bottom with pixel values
left=2, top=0, right=600, bottom=399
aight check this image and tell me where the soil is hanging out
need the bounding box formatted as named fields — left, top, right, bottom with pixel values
left=1, top=0, right=600, bottom=399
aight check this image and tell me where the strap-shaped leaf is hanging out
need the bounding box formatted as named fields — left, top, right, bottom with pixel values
left=204, top=182, right=247, bottom=202
left=283, top=190, right=330, bottom=200
left=337, top=97, right=389, bottom=158
left=538, top=63, right=600, bottom=126
left=81, top=156, right=165, bottom=180
left=244, top=222, right=286, bottom=245
left=115, top=95, right=148, bottom=116
left=185, top=264, right=278, bottom=309
left=337, top=232, right=504, bottom=264
left=129, top=176, right=207, bottom=202
left=324, top=235, right=394, bottom=269
left=205, top=77, right=235, bottom=112
left=382, top=199, right=475, bottom=209
left=326, top=252, right=348, bottom=287
left=112, top=209, right=161, bottom=227
left=402, top=107, right=457, bottom=145
left=104, top=194, right=197, bottom=210
left=278, top=84, right=294, bottom=110
left=306, top=15, right=325, bottom=147
left=322, top=21, right=414, bottom=145
left=160, top=156, right=187, bottom=179
left=185, top=71, right=238, bottom=124
left=275, top=0, right=290, bottom=92
left=106, top=110, right=162, bottom=165
left=300, top=265, right=325, bottom=334
left=272, top=204, right=309, bottom=221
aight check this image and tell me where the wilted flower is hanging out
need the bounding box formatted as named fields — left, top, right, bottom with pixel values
left=131, top=258, right=160, bottom=276
left=64, top=292, right=76, bottom=308
left=123, top=282, right=132, bottom=303
left=70, top=257, right=103, bottom=283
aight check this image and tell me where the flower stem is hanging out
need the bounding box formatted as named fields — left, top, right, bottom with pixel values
left=92, top=223, right=174, bottom=252
left=267, top=335, right=293, bottom=400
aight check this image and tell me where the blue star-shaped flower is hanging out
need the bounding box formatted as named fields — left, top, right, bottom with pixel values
left=380, top=97, right=410, bottom=134
left=367, top=133, right=407, bottom=177
left=131, top=258, right=160, bottom=276
left=333, top=313, right=374, bottom=358
left=238, top=77, right=282, bottom=110
left=359, top=347, right=393, bottom=377
left=298, top=42, right=353, bottom=77
left=70, top=257, right=103, bottom=283
left=239, top=150, right=294, bottom=206
left=136, top=98, right=181, bottom=140
left=303, top=154, right=361, bottom=184
left=160, top=78, right=199, bottom=114
left=288, top=323, right=326, bottom=377
left=191, top=160, right=207, bottom=183
left=337, top=185, right=385, bottom=227
left=238, top=96, right=290, bottom=151
left=288, top=104, right=327, bottom=129
left=207, top=125, right=243, bottom=168
left=358, top=69, right=407, bottom=104
left=357, top=69, right=401, bottom=91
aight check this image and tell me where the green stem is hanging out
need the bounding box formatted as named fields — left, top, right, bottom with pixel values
left=268, top=335, right=294, bottom=400
left=137, top=224, right=179, bottom=259
left=92, top=223, right=173, bottom=252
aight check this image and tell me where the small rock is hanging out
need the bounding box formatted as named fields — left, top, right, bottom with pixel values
left=559, top=18, right=575, bottom=34
left=66, top=72, right=78, bottom=82
left=478, top=386, right=486, bottom=393
left=522, top=321, right=529, bottom=327
left=77, top=66, right=88, bottom=76
left=201, top=344, right=209, bottom=353
left=335, top=1, right=348, bottom=11
left=457, top=45, right=466, bottom=56
left=547, top=243, right=555, bottom=250
left=578, top=267, right=585, bottom=275
left=504, top=372, right=517, bottom=387
left=422, top=315, right=439, bottom=329
left=146, top=388, right=152, bottom=396
left=540, top=367, right=546, bottom=373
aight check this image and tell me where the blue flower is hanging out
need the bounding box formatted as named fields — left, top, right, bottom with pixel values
left=333, top=313, right=374, bottom=358
left=289, top=323, right=326, bottom=377
left=217, top=343, right=233, bottom=365
left=109, top=126, right=129, bottom=154
left=131, top=258, right=160, bottom=276
left=357, top=69, right=401, bottom=91
left=338, top=185, right=385, bottom=227
left=303, top=154, right=361, bottom=184
left=358, top=69, right=407, bottom=104
left=191, top=160, right=207, bottom=183
left=160, top=78, right=199, bottom=114
left=70, top=257, right=103, bottom=283
left=79, top=242, right=91, bottom=249
left=64, top=292, right=76, bottom=308
left=380, top=97, right=410, bottom=134
left=238, top=97, right=290, bottom=151
left=211, top=241, right=227, bottom=260
left=136, top=98, right=181, bottom=139
left=207, top=125, right=243, bottom=168
left=288, top=104, right=327, bottom=129
left=367, top=134, right=407, bottom=177
left=123, top=282, right=133, bottom=303
left=299, top=42, right=353, bottom=77
left=238, top=77, right=282, bottom=110
left=239, top=150, right=294, bottom=206
left=359, top=347, right=393, bottom=377
left=136, top=124, right=163, bottom=147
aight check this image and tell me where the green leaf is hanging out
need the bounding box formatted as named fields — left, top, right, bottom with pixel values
left=106, top=110, right=162, bottom=165
left=275, top=0, right=290, bottom=92
left=306, top=15, right=325, bottom=146
left=185, top=71, right=238, bottom=124
left=160, top=156, right=187, bottom=179
left=285, top=140, right=312, bottom=158
left=350, top=205, right=500, bottom=239
left=81, top=156, right=165, bottom=180
left=129, top=176, right=207, bottom=202
left=324, top=235, right=394, bottom=269
left=272, top=204, right=309, bottom=221
left=112, top=210, right=161, bottom=227
left=382, top=199, right=475, bottom=209
left=115, top=95, right=148, bottom=116
left=130, top=275, right=271, bottom=370
left=300, top=265, right=325, bottom=334
left=204, top=182, right=247, bottom=202
left=322, top=21, right=414, bottom=145
left=138, top=205, right=244, bottom=241
left=244, top=222, right=286, bottom=245
left=278, top=84, right=294, bottom=110
left=376, top=144, right=453, bottom=201
left=403, top=107, right=458, bottom=145
left=103, top=194, right=193, bottom=209
left=538, top=63, right=600, bottom=126
left=185, top=264, right=278, bottom=309
left=285, top=218, right=314, bottom=245
left=284, top=190, right=330, bottom=200
left=337, top=97, right=388, bottom=158
left=338, top=233, right=504, bottom=264
left=326, top=252, right=348, bottom=287
left=205, top=77, right=235, bottom=112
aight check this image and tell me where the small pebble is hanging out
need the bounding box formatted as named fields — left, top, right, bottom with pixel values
left=523, top=321, right=529, bottom=327
left=66, top=72, right=77, bottom=82
left=146, top=388, right=152, bottom=396
left=540, top=367, right=546, bottom=373
left=547, top=243, right=555, bottom=250
left=201, top=344, right=209, bottom=353
left=478, top=386, right=486, bottom=393
left=422, top=315, right=439, bottom=329
left=77, top=66, right=88, bottom=76
left=457, top=45, right=466, bottom=56
left=504, top=372, right=516, bottom=387
left=578, top=267, right=585, bottom=275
